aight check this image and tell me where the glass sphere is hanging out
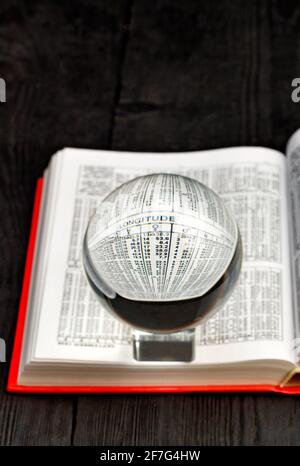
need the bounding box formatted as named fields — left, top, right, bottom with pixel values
left=83, top=173, right=242, bottom=333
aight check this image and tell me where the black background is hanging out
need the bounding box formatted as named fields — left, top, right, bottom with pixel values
left=1, top=0, right=300, bottom=446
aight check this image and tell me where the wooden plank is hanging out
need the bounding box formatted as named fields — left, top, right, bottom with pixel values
left=268, top=1, right=300, bottom=151
left=73, top=0, right=300, bottom=446
left=73, top=393, right=300, bottom=446
left=2, top=0, right=300, bottom=446
left=0, top=0, right=129, bottom=445
left=111, top=0, right=274, bottom=152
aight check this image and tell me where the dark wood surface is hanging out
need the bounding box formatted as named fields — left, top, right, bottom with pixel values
left=1, top=0, right=300, bottom=446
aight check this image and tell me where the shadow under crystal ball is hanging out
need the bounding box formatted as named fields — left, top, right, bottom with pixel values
left=83, top=173, right=242, bottom=333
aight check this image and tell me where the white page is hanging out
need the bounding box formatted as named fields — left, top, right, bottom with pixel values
left=29, top=146, right=295, bottom=367
left=286, top=129, right=300, bottom=360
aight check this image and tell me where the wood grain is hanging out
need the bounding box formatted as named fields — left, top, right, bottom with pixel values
left=1, top=0, right=300, bottom=446
left=0, top=0, right=131, bottom=445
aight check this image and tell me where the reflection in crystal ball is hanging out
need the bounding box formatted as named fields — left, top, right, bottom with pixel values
left=83, top=174, right=242, bottom=333
left=83, top=173, right=242, bottom=332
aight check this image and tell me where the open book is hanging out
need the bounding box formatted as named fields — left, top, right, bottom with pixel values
left=8, top=129, right=300, bottom=393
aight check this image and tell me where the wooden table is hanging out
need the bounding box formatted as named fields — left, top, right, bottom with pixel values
left=1, top=0, right=300, bottom=445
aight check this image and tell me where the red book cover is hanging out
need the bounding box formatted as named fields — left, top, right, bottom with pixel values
left=7, top=179, right=300, bottom=394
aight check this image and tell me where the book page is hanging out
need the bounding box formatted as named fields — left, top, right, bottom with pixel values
left=30, top=146, right=295, bottom=366
left=286, top=129, right=300, bottom=360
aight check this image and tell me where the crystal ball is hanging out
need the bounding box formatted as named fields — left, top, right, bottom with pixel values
left=83, top=173, right=242, bottom=333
